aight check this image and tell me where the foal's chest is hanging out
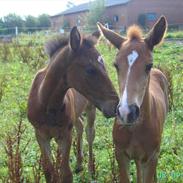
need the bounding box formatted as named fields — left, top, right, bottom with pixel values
left=113, top=123, right=159, bottom=160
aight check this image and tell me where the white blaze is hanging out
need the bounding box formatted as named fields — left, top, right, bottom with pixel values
left=118, top=50, right=139, bottom=121
left=127, top=50, right=139, bottom=66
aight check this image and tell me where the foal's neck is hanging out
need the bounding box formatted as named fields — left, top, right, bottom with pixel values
left=140, top=81, right=151, bottom=123
left=39, top=47, right=71, bottom=110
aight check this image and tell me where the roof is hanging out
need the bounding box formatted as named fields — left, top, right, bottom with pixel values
left=51, top=0, right=130, bottom=17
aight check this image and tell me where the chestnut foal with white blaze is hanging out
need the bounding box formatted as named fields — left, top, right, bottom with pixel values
left=98, top=16, right=169, bottom=183
left=27, top=27, right=118, bottom=183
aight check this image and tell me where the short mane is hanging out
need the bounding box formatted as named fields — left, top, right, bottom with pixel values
left=45, top=36, right=69, bottom=58
left=45, top=34, right=96, bottom=58
left=82, top=36, right=96, bottom=48
left=127, top=25, right=143, bottom=41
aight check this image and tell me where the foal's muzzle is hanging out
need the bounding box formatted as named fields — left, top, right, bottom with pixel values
left=127, top=104, right=140, bottom=123
left=117, top=104, right=140, bottom=124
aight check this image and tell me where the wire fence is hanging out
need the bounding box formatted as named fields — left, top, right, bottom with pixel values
left=0, top=23, right=183, bottom=45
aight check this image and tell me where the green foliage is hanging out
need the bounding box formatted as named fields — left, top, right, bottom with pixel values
left=0, top=13, right=51, bottom=35
left=86, top=0, right=105, bottom=30
left=166, top=31, right=183, bottom=39
left=0, top=32, right=183, bottom=182
left=3, top=14, right=23, bottom=27
left=37, top=14, right=51, bottom=28
left=25, top=15, right=38, bottom=32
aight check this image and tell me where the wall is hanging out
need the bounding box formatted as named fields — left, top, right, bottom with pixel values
left=50, top=0, right=183, bottom=31
left=127, top=0, right=183, bottom=27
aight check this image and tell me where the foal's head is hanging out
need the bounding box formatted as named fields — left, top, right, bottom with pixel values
left=98, top=16, right=167, bottom=124
left=47, top=27, right=118, bottom=117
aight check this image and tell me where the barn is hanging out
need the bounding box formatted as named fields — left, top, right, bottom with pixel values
left=50, top=0, right=183, bottom=32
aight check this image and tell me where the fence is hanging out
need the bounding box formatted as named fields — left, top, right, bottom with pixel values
left=0, top=23, right=183, bottom=45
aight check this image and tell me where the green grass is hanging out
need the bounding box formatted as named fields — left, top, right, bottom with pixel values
left=0, top=34, right=183, bottom=182
left=166, top=31, right=183, bottom=39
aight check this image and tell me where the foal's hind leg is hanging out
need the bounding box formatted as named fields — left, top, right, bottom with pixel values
left=35, top=130, right=55, bottom=183
left=74, top=117, right=84, bottom=173
left=85, top=104, right=96, bottom=175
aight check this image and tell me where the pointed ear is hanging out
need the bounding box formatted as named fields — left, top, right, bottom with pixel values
left=145, top=16, right=167, bottom=50
left=86, top=30, right=101, bottom=45
left=92, top=30, right=100, bottom=39
left=97, top=22, right=125, bottom=49
left=70, top=26, right=81, bottom=52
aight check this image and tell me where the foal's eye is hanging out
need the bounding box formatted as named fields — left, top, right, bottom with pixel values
left=145, top=63, right=153, bottom=73
left=85, top=66, right=97, bottom=75
left=113, top=63, right=119, bottom=71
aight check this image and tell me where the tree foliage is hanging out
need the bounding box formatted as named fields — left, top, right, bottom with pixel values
left=86, top=0, right=105, bottom=30
left=25, top=15, right=38, bottom=32
left=0, top=13, right=51, bottom=35
left=37, top=14, right=51, bottom=28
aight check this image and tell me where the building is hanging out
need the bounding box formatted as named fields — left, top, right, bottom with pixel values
left=50, top=0, right=183, bottom=32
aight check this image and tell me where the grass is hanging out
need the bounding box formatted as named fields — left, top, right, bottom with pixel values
left=166, top=31, right=183, bottom=39
left=0, top=33, right=183, bottom=182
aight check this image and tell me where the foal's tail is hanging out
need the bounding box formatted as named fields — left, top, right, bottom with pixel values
left=157, top=65, right=173, bottom=111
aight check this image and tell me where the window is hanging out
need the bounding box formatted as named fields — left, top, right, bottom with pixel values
left=113, top=15, right=119, bottom=22
left=146, top=13, right=157, bottom=21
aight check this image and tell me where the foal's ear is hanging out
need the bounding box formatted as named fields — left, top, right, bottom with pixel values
left=97, top=22, right=125, bottom=49
left=88, top=30, right=101, bottom=45
left=145, top=16, right=167, bottom=50
left=70, top=26, right=81, bottom=52
left=92, top=30, right=100, bottom=39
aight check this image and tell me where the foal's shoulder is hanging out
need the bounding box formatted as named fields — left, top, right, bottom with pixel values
left=150, top=68, right=167, bottom=81
left=150, top=68, right=168, bottom=91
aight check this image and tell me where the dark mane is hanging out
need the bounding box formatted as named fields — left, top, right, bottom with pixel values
left=82, top=36, right=96, bottom=49
left=45, top=33, right=97, bottom=59
left=45, top=35, right=69, bottom=58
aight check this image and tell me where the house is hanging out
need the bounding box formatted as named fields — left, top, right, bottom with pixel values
left=50, top=0, right=183, bottom=32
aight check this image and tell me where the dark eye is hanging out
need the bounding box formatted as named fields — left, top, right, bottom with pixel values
left=85, top=66, right=97, bottom=75
left=145, top=63, right=153, bottom=73
left=113, top=62, right=119, bottom=71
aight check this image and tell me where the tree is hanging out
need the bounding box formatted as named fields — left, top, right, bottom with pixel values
left=25, top=15, right=38, bottom=32
left=37, top=14, right=51, bottom=28
left=85, top=0, right=105, bottom=31
left=0, top=18, right=5, bottom=34
left=3, top=13, right=24, bottom=34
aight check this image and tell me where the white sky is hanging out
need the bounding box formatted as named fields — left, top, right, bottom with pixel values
left=0, top=0, right=90, bottom=18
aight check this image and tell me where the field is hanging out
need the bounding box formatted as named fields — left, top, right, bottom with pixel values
left=0, top=32, right=183, bottom=183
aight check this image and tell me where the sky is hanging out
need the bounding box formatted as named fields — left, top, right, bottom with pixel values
left=0, top=0, right=90, bottom=18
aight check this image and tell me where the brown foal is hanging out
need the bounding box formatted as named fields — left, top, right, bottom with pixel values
left=98, top=16, right=169, bottom=183
left=27, top=27, right=118, bottom=183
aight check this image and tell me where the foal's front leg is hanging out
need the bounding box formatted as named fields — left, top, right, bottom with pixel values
left=56, top=129, right=73, bottom=183
left=35, top=130, right=55, bottom=183
left=135, top=160, right=143, bottom=183
left=142, top=154, right=158, bottom=183
left=115, top=147, right=130, bottom=183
